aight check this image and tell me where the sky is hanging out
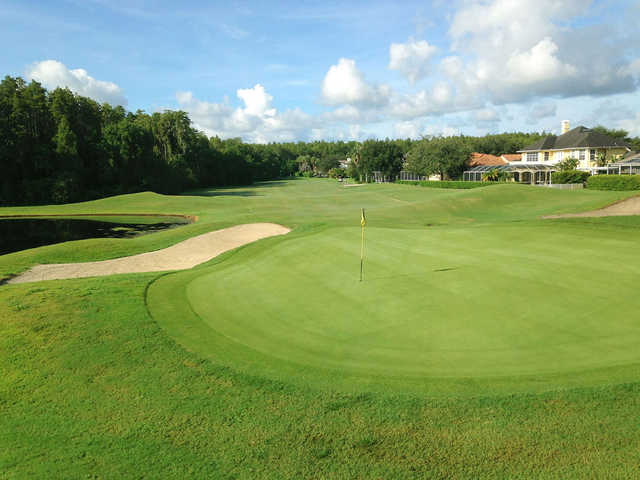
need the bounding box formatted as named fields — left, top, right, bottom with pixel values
left=1, top=0, right=639, bottom=143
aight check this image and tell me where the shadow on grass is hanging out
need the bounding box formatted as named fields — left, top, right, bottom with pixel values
left=181, top=190, right=260, bottom=197
left=181, top=180, right=294, bottom=198
left=364, top=267, right=460, bottom=282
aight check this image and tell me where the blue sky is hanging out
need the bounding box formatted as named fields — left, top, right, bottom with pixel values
left=1, top=0, right=639, bottom=142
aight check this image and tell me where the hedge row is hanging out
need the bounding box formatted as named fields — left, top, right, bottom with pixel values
left=587, top=175, right=640, bottom=191
left=550, top=170, right=590, bottom=184
left=397, top=180, right=502, bottom=189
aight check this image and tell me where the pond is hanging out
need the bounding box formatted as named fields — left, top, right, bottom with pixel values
left=0, top=215, right=191, bottom=256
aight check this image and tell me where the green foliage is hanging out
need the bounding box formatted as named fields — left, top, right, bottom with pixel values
left=353, top=139, right=405, bottom=181
left=327, top=167, right=345, bottom=178
left=551, top=170, right=590, bottom=184
left=556, top=157, right=579, bottom=171
left=397, top=180, right=497, bottom=189
left=467, top=131, right=548, bottom=155
left=481, top=169, right=512, bottom=182
left=587, top=174, right=640, bottom=191
left=405, top=136, right=472, bottom=180
left=316, top=154, right=341, bottom=175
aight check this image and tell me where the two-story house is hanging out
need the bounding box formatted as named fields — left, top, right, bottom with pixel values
left=517, top=122, right=630, bottom=172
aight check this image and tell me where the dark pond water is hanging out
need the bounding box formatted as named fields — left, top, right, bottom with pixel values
left=0, top=216, right=189, bottom=256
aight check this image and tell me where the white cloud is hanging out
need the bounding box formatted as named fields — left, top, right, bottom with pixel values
left=25, top=59, right=127, bottom=106
left=321, top=58, right=390, bottom=106
left=236, top=84, right=275, bottom=117
left=504, top=37, right=577, bottom=86
left=177, top=84, right=314, bottom=143
left=394, top=121, right=421, bottom=139
left=618, top=112, right=640, bottom=137
left=389, top=39, right=438, bottom=85
left=442, top=0, right=637, bottom=104
left=423, top=124, right=461, bottom=138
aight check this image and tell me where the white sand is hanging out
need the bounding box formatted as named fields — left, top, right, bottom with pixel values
left=9, top=223, right=290, bottom=284
left=543, top=195, right=640, bottom=219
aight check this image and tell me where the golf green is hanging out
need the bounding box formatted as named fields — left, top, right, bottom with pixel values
left=149, top=219, right=640, bottom=396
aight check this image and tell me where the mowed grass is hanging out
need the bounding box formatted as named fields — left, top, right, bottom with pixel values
left=2, top=179, right=640, bottom=477
left=152, top=222, right=640, bottom=396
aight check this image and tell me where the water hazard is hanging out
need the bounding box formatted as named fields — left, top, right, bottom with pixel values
left=0, top=216, right=190, bottom=256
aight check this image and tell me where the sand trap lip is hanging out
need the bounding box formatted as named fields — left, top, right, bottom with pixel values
left=543, top=195, right=640, bottom=219
left=8, top=223, right=290, bottom=284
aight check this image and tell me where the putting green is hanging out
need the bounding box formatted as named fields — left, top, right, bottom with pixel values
left=149, top=221, right=640, bottom=396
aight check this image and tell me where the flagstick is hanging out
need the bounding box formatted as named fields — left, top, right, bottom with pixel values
left=360, top=228, right=364, bottom=282
left=360, top=208, right=365, bottom=282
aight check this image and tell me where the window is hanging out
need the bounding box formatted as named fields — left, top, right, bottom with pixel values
left=544, top=152, right=549, bottom=162
left=579, top=150, right=586, bottom=161
left=590, top=149, right=596, bottom=162
left=526, top=152, right=538, bottom=162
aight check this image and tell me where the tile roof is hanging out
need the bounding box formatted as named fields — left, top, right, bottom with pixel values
left=501, top=154, right=521, bottom=162
left=468, top=152, right=508, bottom=166
left=518, top=126, right=629, bottom=152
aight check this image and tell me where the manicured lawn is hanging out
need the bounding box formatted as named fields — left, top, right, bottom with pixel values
left=2, top=179, right=640, bottom=477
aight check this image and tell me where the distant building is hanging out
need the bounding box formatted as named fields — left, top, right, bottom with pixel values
left=468, top=152, right=508, bottom=167
left=517, top=121, right=630, bottom=172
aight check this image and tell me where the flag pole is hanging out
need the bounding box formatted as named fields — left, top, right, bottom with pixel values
left=360, top=208, right=365, bottom=282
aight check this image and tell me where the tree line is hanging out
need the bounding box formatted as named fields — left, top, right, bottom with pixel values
left=2, top=75, right=638, bottom=205
left=0, top=76, right=360, bottom=205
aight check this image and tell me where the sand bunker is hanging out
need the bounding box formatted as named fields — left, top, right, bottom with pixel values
left=8, top=223, right=290, bottom=284
left=543, top=195, right=640, bottom=219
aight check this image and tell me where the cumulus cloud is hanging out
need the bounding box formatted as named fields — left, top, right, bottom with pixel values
left=389, top=39, right=438, bottom=85
left=443, top=0, right=637, bottom=104
left=25, top=60, right=127, bottom=106
left=177, top=84, right=313, bottom=143
left=321, top=58, right=390, bottom=106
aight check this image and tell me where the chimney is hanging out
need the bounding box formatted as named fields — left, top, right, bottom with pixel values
left=561, top=120, right=570, bottom=135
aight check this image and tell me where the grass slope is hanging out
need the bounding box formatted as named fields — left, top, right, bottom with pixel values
left=2, top=179, right=640, bottom=477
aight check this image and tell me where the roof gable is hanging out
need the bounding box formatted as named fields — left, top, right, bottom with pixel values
left=519, top=126, right=628, bottom=152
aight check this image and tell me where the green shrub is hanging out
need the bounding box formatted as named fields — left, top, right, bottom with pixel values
left=397, top=180, right=501, bottom=189
left=587, top=175, right=640, bottom=191
left=551, top=170, right=590, bottom=184
left=328, top=167, right=346, bottom=179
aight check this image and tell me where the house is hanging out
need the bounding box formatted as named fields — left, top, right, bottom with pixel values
left=517, top=121, right=630, bottom=172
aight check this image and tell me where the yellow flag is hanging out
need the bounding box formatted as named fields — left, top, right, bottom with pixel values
left=360, top=208, right=366, bottom=228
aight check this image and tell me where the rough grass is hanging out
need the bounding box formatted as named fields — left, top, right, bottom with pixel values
left=2, top=179, right=640, bottom=477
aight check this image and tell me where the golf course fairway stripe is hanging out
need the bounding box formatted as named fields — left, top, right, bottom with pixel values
left=9, top=223, right=290, bottom=284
